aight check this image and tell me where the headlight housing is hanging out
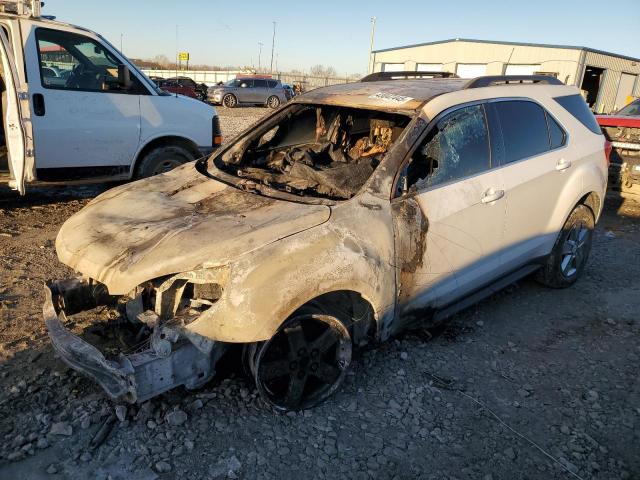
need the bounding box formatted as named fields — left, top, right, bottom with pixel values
left=142, top=266, right=230, bottom=323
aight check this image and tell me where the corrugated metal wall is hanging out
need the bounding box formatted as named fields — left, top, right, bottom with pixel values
left=370, top=40, right=640, bottom=113
left=371, top=41, right=583, bottom=84
left=582, top=51, right=640, bottom=113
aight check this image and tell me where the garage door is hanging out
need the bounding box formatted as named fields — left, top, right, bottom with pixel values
left=456, top=64, right=487, bottom=78
left=505, top=64, right=541, bottom=76
left=416, top=63, right=443, bottom=72
left=615, top=73, right=637, bottom=111
left=382, top=63, right=405, bottom=72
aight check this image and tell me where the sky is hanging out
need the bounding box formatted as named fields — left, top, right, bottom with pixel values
left=44, top=0, right=640, bottom=76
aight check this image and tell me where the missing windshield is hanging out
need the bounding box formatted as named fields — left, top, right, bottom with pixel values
left=215, top=105, right=410, bottom=200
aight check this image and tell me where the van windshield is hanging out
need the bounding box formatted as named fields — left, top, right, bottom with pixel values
left=213, top=104, right=410, bottom=200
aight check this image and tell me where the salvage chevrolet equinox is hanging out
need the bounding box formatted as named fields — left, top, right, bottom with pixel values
left=44, top=73, right=609, bottom=411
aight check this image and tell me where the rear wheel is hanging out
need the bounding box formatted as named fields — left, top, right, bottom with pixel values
left=222, top=94, right=237, bottom=108
left=246, top=314, right=352, bottom=411
left=266, top=95, right=280, bottom=109
left=537, top=204, right=594, bottom=288
left=136, top=145, right=195, bottom=178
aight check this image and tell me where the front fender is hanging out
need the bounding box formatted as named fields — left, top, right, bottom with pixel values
left=186, top=216, right=395, bottom=343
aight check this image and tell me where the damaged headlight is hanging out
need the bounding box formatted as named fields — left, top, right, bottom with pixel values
left=126, top=266, right=230, bottom=326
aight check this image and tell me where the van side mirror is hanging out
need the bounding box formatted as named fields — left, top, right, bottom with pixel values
left=118, top=64, right=133, bottom=90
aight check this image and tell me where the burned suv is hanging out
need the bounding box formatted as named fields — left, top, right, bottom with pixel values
left=45, top=73, right=608, bottom=411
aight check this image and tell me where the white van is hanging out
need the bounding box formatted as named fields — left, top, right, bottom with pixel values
left=0, top=1, right=222, bottom=194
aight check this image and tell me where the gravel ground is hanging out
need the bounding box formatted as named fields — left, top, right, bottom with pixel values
left=216, top=106, right=269, bottom=142
left=0, top=108, right=639, bottom=479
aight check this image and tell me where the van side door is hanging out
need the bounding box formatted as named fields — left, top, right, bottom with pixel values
left=0, top=24, right=34, bottom=194
left=391, top=103, right=506, bottom=325
left=23, top=25, right=143, bottom=177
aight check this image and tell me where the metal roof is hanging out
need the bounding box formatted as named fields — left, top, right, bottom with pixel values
left=372, top=38, right=640, bottom=64
left=294, top=79, right=469, bottom=112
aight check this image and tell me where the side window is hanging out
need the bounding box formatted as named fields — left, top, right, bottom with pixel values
left=268, top=80, right=278, bottom=88
left=547, top=113, right=566, bottom=149
left=240, top=79, right=253, bottom=88
left=36, top=28, right=127, bottom=92
left=494, top=101, right=549, bottom=163
left=404, top=104, right=491, bottom=191
left=254, top=79, right=268, bottom=88
left=554, top=94, right=602, bottom=134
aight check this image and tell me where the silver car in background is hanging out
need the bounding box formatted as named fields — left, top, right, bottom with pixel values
left=208, top=77, right=289, bottom=108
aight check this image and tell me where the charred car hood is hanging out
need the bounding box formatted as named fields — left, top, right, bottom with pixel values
left=56, top=163, right=331, bottom=295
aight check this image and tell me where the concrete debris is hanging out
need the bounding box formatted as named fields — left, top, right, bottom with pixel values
left=49, top=422, right=72, bottom=436
left=166, top=409, right=188, bottom=427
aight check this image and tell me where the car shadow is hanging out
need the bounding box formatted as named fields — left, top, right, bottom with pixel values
left=0, top=183, right=112, bottom=212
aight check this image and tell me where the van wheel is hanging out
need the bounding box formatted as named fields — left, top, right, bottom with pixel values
left=246, top=314, right=352, bottom=411
left=136, top=145, right=195, bottom=178
left=266, top=96, right=280, bottom=109
left=222, top=94, right=237, bottom=108
left=537, top=204, right=594, bottom=288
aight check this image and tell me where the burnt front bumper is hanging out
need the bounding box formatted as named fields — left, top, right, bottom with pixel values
left=43, top=279, right=225, bottom=403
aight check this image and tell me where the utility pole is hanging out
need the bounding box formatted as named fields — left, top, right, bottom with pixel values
left=368, top=16, right=376, bottom=74
left=270, top=21, right=276, bottom=73
left=120, top=33, right=123, bottom=53
left=258, top=42, right=264, bottom=71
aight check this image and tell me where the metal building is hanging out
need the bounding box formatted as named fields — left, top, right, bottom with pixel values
left=369, top=38, right=640, bottom=114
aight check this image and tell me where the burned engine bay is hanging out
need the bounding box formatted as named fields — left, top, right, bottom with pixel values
left=215, top=104, right=410, bottom=199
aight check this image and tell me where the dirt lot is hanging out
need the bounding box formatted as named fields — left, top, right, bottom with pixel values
left=0, top=107, right=639, bottom=480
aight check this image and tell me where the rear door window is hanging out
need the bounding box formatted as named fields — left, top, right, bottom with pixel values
left=253, top=79, right=268, bottom=88
left=554, top=94, right=602, bottom=134
left=493, top=101, right=550, bottom=163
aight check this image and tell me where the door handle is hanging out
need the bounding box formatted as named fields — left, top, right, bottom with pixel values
left=481, top=188, right=504, bottom=204
left=555, top=158, right=571, bottom=171
left=33, top=93, right=45, bottom=116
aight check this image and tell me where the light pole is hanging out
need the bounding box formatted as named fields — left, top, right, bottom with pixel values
left=270, top=21, right=276, bottom=73
left=368, top=16, right=376, bottom=74
left=258, top=42, right=264, bottom=71
left=120, top=33, right=123, bottom=53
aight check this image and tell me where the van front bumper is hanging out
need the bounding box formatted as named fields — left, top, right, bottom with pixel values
left=43, top=279, right=225, bottom=403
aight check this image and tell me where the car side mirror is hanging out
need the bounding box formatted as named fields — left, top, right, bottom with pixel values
left=118, top=64, right=133, bottom=90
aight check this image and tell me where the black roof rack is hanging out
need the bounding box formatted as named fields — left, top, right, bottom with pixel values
left=360, top=71, right=459, bottom=82
left=464, top=75, right=564, bottom=89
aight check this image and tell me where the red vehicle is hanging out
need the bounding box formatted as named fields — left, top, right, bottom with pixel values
left=596, top=99, right=640, bottom=187
left=156, top=78, right=199, bottom=99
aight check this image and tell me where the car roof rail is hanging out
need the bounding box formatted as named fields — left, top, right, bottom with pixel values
left=464, top=75, right=564, bottom=89
left=360, top=71, right=459, bottom=82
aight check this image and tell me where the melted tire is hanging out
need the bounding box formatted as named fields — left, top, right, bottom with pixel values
left=247, top=314, right=352, bottom=411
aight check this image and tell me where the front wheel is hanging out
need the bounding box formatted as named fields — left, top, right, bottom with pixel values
left=246, top=314, right=352, bottom=411
left=135, top=145, right=195, bottom=179
left=222, top=94, right=237, bottom=108
left=266, top=95, right=280, bottom=109
left=537, top=204, right=595, bottom=288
